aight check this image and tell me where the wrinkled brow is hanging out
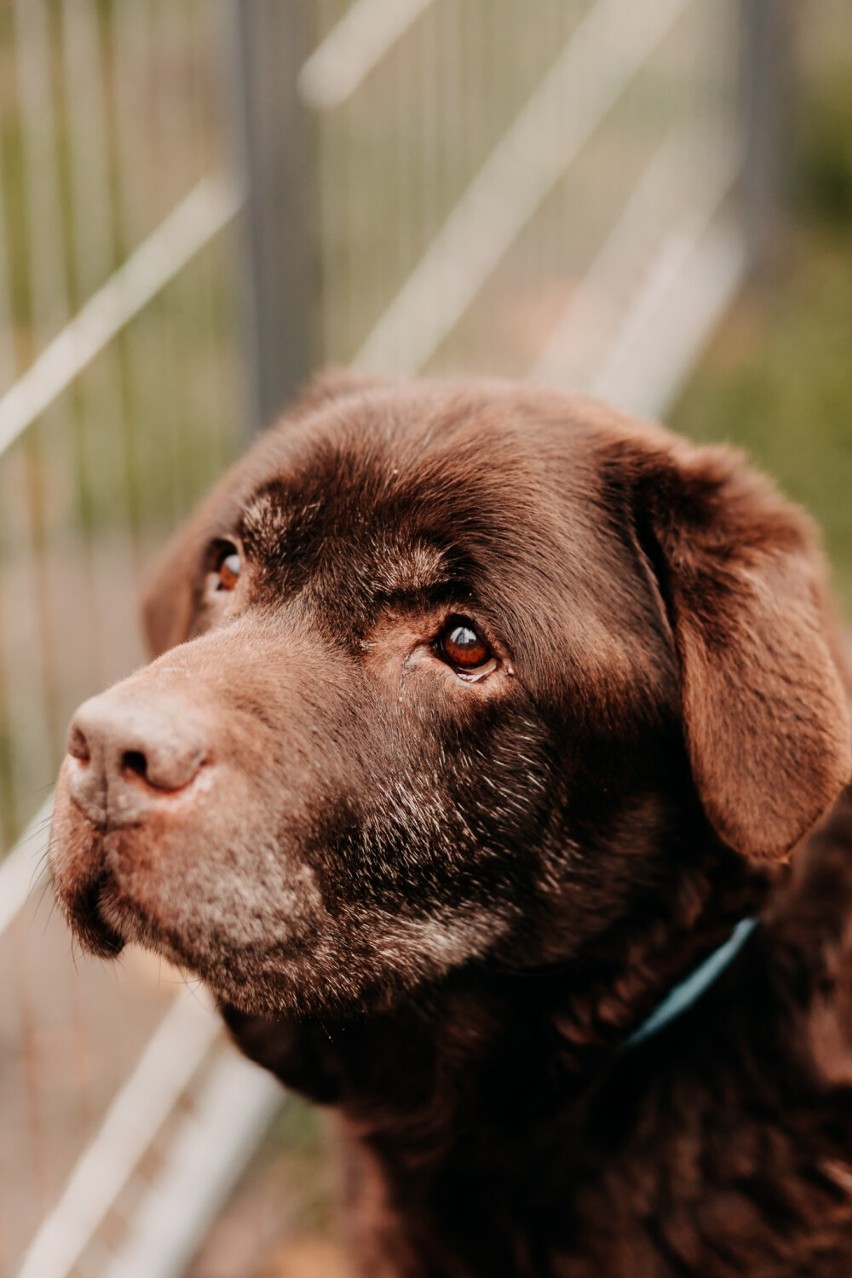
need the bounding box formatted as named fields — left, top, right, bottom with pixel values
left=239, top=487, right=460, bottom=599
left=369, top=538, right=454, bottom=598
left=239, top=488, right=302, bottom=546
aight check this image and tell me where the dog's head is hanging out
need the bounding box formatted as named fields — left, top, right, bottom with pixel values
left=50, top=377, right=851, bottom=1017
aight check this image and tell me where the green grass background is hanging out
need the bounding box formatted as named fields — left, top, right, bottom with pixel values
left=671, top=11, right=852, bottom=609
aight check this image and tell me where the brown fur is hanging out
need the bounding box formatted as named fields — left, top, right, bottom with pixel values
left=50, top=376, right=852, bottom=1275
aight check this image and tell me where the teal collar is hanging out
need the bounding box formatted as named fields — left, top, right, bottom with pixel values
left=625, top=917, right=757, bottom=1050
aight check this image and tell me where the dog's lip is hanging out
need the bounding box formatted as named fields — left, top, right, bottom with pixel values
left=68, top=871, right=127, bottom=958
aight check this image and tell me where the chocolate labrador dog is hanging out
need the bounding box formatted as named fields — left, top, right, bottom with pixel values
left=51, top=375, right=852, bottom=1276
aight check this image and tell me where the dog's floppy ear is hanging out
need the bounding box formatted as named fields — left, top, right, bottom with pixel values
left=624, top=435, right=851, bottom=860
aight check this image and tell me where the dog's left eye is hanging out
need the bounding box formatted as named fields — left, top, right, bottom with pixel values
left=436, top=616, right=495, bottom=676
left=207, top=541, right=242, bottom=592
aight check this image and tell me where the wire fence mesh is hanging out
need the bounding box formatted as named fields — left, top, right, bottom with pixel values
left=0, top=0, right=240, bottom=855
left=0, top=4, right=250, bottom=1274
left=0, top=1, right=772, bottom=1273
left=312, top=0, right=743, bottom=378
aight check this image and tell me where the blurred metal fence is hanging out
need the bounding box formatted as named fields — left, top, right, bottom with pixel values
left=0, top=1, right=786, bottom=1274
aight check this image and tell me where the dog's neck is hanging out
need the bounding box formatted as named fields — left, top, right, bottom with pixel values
left=224, top=852, right=778, bottom=1274
left=531, top=861, right=769, bottom=1070
left=226, top=847, right=772, bottom=1133
left=222, top=796, right=852, bottom=1277
left=317, top=864, right=772, bottom=1274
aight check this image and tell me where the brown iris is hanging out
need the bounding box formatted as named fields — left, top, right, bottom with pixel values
left=218, top=553, right=241, bottom=590
left=208, top=541, right=242, bottom=592
left=437, top=616, right=493, bottom=673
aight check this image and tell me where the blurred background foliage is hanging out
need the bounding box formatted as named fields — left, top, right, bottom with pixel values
left=672, top=4, right=852, bottom=607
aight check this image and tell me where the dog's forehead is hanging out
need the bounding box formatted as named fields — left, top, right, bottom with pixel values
left=241, top=480, right=453, bottom=595
left=235, top=396, right=563, bottom=578
left=213, top=385, right=659, bottom=660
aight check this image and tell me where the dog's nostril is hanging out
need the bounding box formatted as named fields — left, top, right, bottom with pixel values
left=121, top=743, right=206, bottom=792
left=122, top=749, right=148, bottom=780
left=67, top=722, right=91, bottom=763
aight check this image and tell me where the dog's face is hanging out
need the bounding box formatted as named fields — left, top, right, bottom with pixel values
left=49, top=378, right=851, bottom=1017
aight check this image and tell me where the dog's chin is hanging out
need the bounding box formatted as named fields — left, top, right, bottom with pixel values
left=64, top=871, right=218, bottom=996
left=60, top=869, right=329, bottom=1018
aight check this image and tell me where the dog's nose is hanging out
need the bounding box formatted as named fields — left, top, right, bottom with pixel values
left=65, top=691, right=209, bottom=825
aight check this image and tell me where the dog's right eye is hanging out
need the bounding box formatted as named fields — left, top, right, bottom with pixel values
left=207, top=541, right=242, bottom=592
left=435, top=616, right=496, bottom=679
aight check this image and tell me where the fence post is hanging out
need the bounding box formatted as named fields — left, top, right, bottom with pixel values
left=227, top=1, right=317, bottom=435
left=739, top=0, right=795, bottom=277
